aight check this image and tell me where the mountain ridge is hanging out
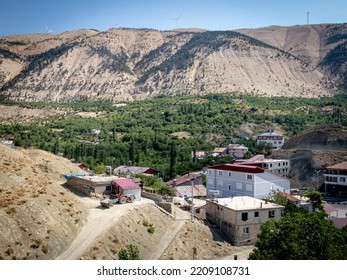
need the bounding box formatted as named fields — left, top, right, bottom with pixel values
left=0, top=24, right=346, bottom=102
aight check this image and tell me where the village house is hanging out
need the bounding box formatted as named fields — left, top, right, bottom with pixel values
left=256, top=131, right=284, bottom=149
left=205, top=196, right=284, bottom=245
left=278, top=192, right=314, bottom=213
left=165, top=173, right=206, bottom=197
left=206, top=163, right=290, bottom=199
left=0, top=139, right=14, bottom=148
left=227, top=144, right=249, bottom=159
left=191, top=151, right=206, bottom=160
left=323, top=161, right=347, bottom=196
left=67, top=175, right=141, bottom=200
left=67, top=175, right=119, bottom=196
left=91, top=129, right=101, bottom=136
left=236, top=154, right=290, bottom=177
left=113, top=165, right=160, bottom=176
left=212, top=147, right=227, bottom=157
left=112, top=178, right=142, bottom=201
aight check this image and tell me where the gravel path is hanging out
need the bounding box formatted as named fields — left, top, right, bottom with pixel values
left=56, top=196, right=154, bottom=260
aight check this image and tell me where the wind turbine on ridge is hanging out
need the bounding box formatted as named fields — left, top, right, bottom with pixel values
left=45, top=24, right=53, bottom=34
left=169, top=14, right=182, bottom=29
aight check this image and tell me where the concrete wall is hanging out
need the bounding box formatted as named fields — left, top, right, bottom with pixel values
left=254, top=173, right=290, bottom=199
left=141, top=191, right=163, bottom=203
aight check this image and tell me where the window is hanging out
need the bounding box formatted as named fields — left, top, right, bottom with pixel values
left=228, top=184, right=231, bottom=191
left=217, top=180, right=223, bottom=186
left=241, top=212, right=248, bottom=221
left=254, top=211, right=259, bottom=217
left=246, top=174, right=253, bottom=180
left=218, top=171, right=223, bottom=176
left=243, top=227, right=250, bottom=234
left=208, top=170, right=212, bottom=175
left=246, top=184, right=253, bottom=192
left=236, top=182, right=242, bottom=190
left=106, top=185, right=111, bottom=191
left=340, top=177, right=346, bottom=182
left=228, top=171, right=232, bottom=177
left=268, top=210, right=275, bottom=218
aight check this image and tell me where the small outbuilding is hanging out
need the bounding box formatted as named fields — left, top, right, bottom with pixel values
left=67, top=175, right=118, bottom=196
left=112, top=178, right=141, bottom=201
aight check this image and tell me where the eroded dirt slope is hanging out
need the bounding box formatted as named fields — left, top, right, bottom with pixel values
left=0, top=143, right=87, bottom=259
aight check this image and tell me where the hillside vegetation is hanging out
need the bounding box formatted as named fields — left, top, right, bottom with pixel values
left=1, top=24, right=346, bottom=102
left=1, top=93, right=346, bottom=180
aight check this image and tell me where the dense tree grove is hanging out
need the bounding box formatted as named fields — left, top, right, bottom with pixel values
left=0, top=93, right=346, bottom=180
left=250, top=191, right=347, bottom=260
left=248, top=210, right=347, bottom=260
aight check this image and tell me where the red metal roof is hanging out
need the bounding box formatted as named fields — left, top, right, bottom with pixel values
left=166, top=173, right=202, bottom=186
left=209, top=164, right=264, bottom=173
left=331, top=218, right=347, bottom=229
left=327, top=162, right=347, bottom=170
left=278, top=192, right=300, bottom=202
left=324, top=202, right=339, bottom=214
left=113, top=178, right=141, bottom=190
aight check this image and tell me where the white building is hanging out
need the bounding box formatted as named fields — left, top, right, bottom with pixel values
left=256, top=131, right=284, bottom=149
left=206, top=196, right=284, bottom=245
left=324, top=162, right=347, bottom=196
left=206, top=164, right=290, bottom=199
left=91, top=129, right=101, bottom=136
left=237, top=155, right=290, bottom=177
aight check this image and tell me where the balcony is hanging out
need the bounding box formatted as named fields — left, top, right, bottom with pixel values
left=324, top=174, right=347, bottom=186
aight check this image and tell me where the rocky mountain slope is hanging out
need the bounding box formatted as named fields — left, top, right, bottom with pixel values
left=238, top=24, right=347, bottom=91
left=271, top=124, right=347, bottom=189
left=0, top=24, right=345, bottom=102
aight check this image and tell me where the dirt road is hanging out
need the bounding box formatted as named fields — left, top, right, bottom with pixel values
left=55, top=196, right=154, bottom=260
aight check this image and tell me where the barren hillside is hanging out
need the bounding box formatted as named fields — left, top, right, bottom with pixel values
left=238, top=24, right=347, bottom=90
left=0, top=144, right=253, bottom=260
left=80, top=203, right=254, bottom=260
left=0, top=143, right=87, bottom=260
left=1, top=25, right=344, bottom=102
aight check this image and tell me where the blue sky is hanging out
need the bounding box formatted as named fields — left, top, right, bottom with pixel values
left=1, top=0, right=346, bottom=36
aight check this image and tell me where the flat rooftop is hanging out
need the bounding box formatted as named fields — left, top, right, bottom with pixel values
left=208, top=196, right=283, bottom=211
left=74, top=175, right=119, bottom=183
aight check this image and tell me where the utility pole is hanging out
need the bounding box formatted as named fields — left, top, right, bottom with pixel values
left=111, top=157, right=115, bottom=174
left=191, top=179, right=194, bottom=221
left=315, top=169, right=321, bottom=190
left=307, top=12, right=310, bottom=25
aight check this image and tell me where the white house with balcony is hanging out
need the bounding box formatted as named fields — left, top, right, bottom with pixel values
left=205, top=196, right=284, bottom=245
left=256, top=131, right=284, bottom=149
left=206, top=164, right=290, bottom=199
left=324, top=162, right=347, bottom=196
